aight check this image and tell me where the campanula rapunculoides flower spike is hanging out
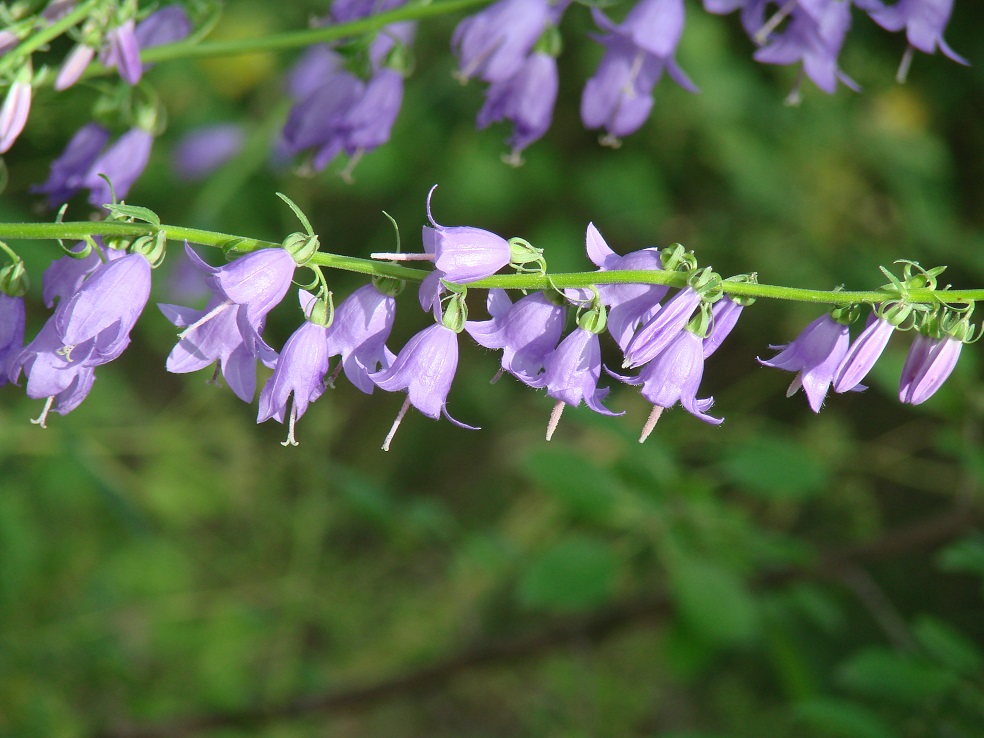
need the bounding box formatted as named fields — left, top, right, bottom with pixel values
left=857, top=0, right=967, bottom=81
left=370, top=322, right=477, bottom=451
left=452, top=0, right=551, bottom=84
left=0, top=73, right=32, bottom=154
left=758, top=313, right=851, bottom=412
left=0, top=293, right=25, bottom=386
left=325, top=283, right=397, bottom=394
left=258, top=291, right=332, bottom=446
left=83, top=128, right=154, bottom=208
left=465, top=288, right=565, bottom=386
left=613, top=327, right=722, bottom=440
left=833, top=310, right=899, bottom=394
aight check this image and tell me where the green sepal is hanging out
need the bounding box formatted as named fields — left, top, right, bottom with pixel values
left=283, top=231, right=321, bottom=266
left=689, top=267, right=723, bottom=303
left=577, top=289, right=607, bottom=334
left=128, top=229, right=167, bottom=268
left=442, top=291, right=468, bottom=333
left=534, top=24, right=562, bottom=57
left=509, top=237, right=546, bottom=275
left=372, top=274, right=405, bottom=298
left=830, top=302, right=861, bottom=326
left=661, top=243, right=697, bottom=272
left=723, top=273, right=758, bottom=306
left=686, top=302, right=714, bottom=339
left=306, top=291, right=333, bottom=328
left=0, top=258, right=29, bottom=297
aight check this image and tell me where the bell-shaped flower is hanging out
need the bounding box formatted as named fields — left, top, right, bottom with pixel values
left=833, top=312, right=896, bottom=393
left=258, top=291, right=332, bottom=445
left=702, top=296, right=743, bottom=358
left=857, top=0, right=966, bottom=79
left=622, top=286, right=702, bottom=368
left=32, top=124, right=111, bottom=207
left=0, top=76, right=31, bottom=154
left=340, top=67, right=405, bottom=155
left=134, top=6, right=192, bottom=49
left=41, top=239, right=123, bottom=308
left=421, top=189, right=511, bottom=283
left=55, top=43, right=95, bottom=91
left=83, top=127, right=154, bottom=207
left=325, top=283, right=397, bottom=394
left=465, top=288, right=565, bottom=385
left=477, top=51, right=558, bottom=164
left=899, top=332, right=962, bottom=405
left=758, top=313, right=850, bottom=412
left=614, top=328, right=722, bottom=440
left=0, top=293, right=25, bottom=385
left=173, top=124, right=245, bottom=181
left=452, top=0, right=551, bottom=84
left=101, top=19, right=142, bottom=85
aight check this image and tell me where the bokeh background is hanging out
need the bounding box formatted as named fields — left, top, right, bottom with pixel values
left=2, top=1, right=984, bottom=736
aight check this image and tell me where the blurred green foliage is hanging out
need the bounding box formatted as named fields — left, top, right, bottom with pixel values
left=1, top=1, right=983, bottom=736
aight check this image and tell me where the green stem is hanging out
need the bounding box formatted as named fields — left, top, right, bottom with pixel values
left=1, top=220, right=981, bottom=306
left=0, top=0, right=100, bottom=72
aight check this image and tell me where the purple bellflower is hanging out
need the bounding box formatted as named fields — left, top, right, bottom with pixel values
left=83, top=127, right=154, bottom=207
left=758, top=313, right=850, bottom=412
left=32, top=124, right=110, bottom=207
left=55, top=43, right=95, bottom=91
left=857, top=0, right=967, bottom=81
left=173, top=124, right=246, bottom=181
left=0, top=77, right=31, bottom=154
left=531, top=325, right=621, bottom=441
left=134, top=6, right=192, bottom=49
left=703, top=296, right=744, bottom=358
left=899, top=332, right=962, bottom=405
left=324, top=283, right=397, bottom=394
left=339, top=67, right=405, bottom=157
left=161, top=245, right=296, bottom=401
left=0, top=293, right=25, bottom=385
left=371, top=322, right=477, bottom=451
left=833, top=312, right=896, bottom=393
left=258, top=291, right=332, bottom=446
left=622, top=286, right=702, bottom=369
left=41, top=239, right=123, bottom=308
left=583, top=223, right=668, bottom=353
left=477, top=51, right=559, bottom=165
left=102, top=19, right=142, bottom=85
left=613, top=328, right=722, bottom=441
left=452, top=0, right=551, bottom=84
left=581, top=0, right=698, bottom=142
left=465, top=288, right=565, bottom=385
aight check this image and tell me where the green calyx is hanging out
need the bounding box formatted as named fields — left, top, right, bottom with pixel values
left=688, top=267, right=723, bottom=303
left=575, top=287, right=607, bottom=334
left=0, top=257, right=28, bottom=297
left=306, top=291, right=334, bottom=328
left=276, top=193, right=321, bottom=266
left=723, top=273, right=759, bottom=306
left=830, top=302, right=861, bottom=326
left=509, top=237, right=546, bottom=275
left=660, top=244, right=697, bottom=273
left=441, top=287, right=468, bottom=333
left=128, top=230, right=167, bottom=268
left=372, top=274, right=405, bottom=298
left=686, top=302, right=714, bottom=339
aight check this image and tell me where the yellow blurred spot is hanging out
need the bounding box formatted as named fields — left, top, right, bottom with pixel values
left=200, top=10, right=280, bottom=98
left=868, top=87, right=930, bottom=138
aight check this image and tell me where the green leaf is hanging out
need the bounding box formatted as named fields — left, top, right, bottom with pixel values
left=937, top=534, right=984, bottom=576
left=523, top=448, right=616, bottom=522
left=719, top=435, right=829, bottom=500
left=668, top=557, right=759, bottom=646
left=517, top=535, right=618, bottom=612
left=106, top=203, right=161, bottom=226
left=837, top=648, right=958, bottom=704
left=913, top=615, right=983, bottom=675
left=793, top=698, right=895, bottom=738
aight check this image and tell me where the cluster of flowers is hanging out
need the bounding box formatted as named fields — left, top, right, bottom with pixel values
left=1, top=0, right=969, bottom=202
left=0, top=191, right=972, bottom=449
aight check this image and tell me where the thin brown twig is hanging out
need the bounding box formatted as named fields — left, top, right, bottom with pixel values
left=95, top=507, right=978, bottom=738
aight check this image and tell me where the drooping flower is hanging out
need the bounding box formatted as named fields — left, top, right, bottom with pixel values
left=477, top=51, right=558, bottom=164
left=421, top=188, right=511, bottom=283
left=258, top=291, right=332, bottom=445
left=899, top=332, right=962, bottom=405
left=758, top=313, right=850, bottom=412
left=134, top=5, right=192, bottom=49
left=581, top=0, right=698, bottom=141
left=614, top=328, right=722, bottom=440
left=173, top=124, right=246, bottom=181
left=325, top=283, right=397, bottom=394
left=55, top=43, right=96, bottom=90
left=339, top=67, right=405, bottom=155
left=703, top=295, right=744, bottom=358
left=0, top=76, right=32, bottom=154
left=101, top=19, right=142, bottom=85
left=465, top=288, right=565, bottom=385
left=0, top=293, right=25, bottom=385
left=32, top=124, right=111, bottom=208
left=833, top=312, right=896, bottom=393
left=83, top=127, right=154, bottom=207
left=857, top=0, right=967, bottom=81
left=622, top=286, right=702, bottom=368
left=41, top=239, right=123, bottom=308
left=452, top=0, right=551, bottom=84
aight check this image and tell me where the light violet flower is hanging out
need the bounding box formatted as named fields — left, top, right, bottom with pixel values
left=0, top=77, right=32, bottom=154
left=325, top=283, right=397, bottom=394
left=899, top=332, right=962, bottom=405
left=421, top=188, right=511, bottom=283
left=758, top=313, right=850, bottom=412
left=258, top=291, right=332, bottom=445
left=857, top=0, right=967, bottom=81
left=622, top=287, right=702, bottom=368
left=614, top=328, right=722, bottom=440
left=703, top=296, right=743, bottom=358
left=465, top=288, right=565, bottom=385
left=83, top=127, right=154, bottom=207
left=581, top=0, right=698, bottom=141
left=370, top=322, right=476, bottom=450
left=0, top=293, right=25, bottom=385
left=55, top=43, right=95, bottom=91
left=833, top=313, right=895, bottom=393
left=477, top=51, right=558, bottom=164
left=32, top=124, right=111, bottom=208
left=452, top=0, right=551, bottom=84
left=340, top=67, right=405, bottom=155
left=102, top=19, right=142, bottom=85
left=134, top=6, right=192, bottom=49
left=173, top=124, right=246, bottom=181
left=41, top=239, right=123, bottom=308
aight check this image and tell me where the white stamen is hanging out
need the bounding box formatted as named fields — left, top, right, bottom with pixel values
left=178, top=300, right=232, bottom=340
left=207, top=364, right=222, bottom=387
left=339, top=149, right=363, bottom=184
left=786, top=373, right=803, bottom=398
left=327, top=362, right=343, bottom=389
left=897, top=45, right=915, bottom=84
left=490, top=368, right=504, bottom=385
left=545, top=400, right=566, bottom=441
left=369, top=252, right=435, bottom=262
left=754, top=0, right=798, bottom=45
left=281, top=402, right=299, bottom=447
left=382, top=397, right=412, bottom=451
left=30, top=397, right=54, bottom=429
left=57, top=344, right=75, bottom=362
left=639, top=405, right=664, bottom=443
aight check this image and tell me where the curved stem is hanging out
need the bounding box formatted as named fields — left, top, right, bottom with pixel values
left=0, top=0, right=100, bottom=73
left=0, top=220, right=981, bottom=306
